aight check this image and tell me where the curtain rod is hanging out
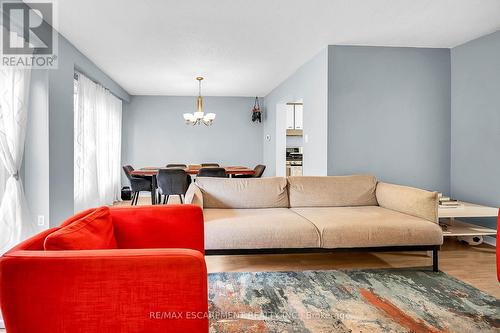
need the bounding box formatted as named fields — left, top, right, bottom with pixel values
left=74, top=70, right=123, bottom=102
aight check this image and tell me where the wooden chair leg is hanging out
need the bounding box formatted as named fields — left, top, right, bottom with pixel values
left=179, top=194, right=184, bottom=204
left=130, top=192, right=136, bottom=206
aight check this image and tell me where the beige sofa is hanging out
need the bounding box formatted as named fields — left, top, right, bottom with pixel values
left=185, top=175, right=443, bottom=271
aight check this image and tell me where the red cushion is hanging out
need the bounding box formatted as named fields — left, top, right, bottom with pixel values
left=44, top=207, right=117, bottom=250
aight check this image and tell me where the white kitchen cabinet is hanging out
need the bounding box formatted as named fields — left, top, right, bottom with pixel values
left=290, top=165, right=303, bottom=176
left=285, top=104, right=303, bottom=130
left=294, top=104, right=303, bottom=129
left=286, top=106, right=295, bottom=129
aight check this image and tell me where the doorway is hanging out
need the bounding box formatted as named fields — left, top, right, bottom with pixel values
left=276, top=101, right=303, bottom=177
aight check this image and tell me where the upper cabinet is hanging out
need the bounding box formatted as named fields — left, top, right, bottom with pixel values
left=294, top=104, right=303, bottom=129
left=286, top=104, right=303, bottom=130
left=286, top=106, right=295, bottom=129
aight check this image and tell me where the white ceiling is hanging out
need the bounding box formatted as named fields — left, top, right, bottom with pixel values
left=56, top=0, right=500, bottom=96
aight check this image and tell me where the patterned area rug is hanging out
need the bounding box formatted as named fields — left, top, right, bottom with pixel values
left=208, top=269, right=500, bottom=332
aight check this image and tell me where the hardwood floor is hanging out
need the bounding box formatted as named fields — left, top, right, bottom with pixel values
left=205, top=239, right=499, bottom=298
left=1, top=200, right=496, bottom=332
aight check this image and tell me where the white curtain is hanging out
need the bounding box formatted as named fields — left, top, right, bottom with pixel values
left=0, top=66, right=35, bottom=253
left=74, top=73, right=122, bottom=213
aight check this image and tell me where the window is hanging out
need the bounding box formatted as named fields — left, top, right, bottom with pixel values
left=73, top=72, right=122, bottom=212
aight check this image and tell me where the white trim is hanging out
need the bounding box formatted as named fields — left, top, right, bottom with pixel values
left=0, top=318, right=4, bottom=329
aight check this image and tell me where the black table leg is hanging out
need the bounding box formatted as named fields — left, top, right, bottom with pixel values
left=151, top=175, right=157, bottom=205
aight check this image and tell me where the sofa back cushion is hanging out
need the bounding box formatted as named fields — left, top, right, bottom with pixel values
left=44, top=206, right=117, bottom=250
left=288, top=175, right=378, bottom=207
left=195, top=177, right=289, bottom=208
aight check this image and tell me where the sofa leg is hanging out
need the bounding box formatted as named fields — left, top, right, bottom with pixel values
left=432, top=248, right=439, bottom=272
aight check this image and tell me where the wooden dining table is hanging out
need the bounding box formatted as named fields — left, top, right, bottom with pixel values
left=130, top=165, right=255, bottom=204
left=131, top=165, right=256, bottom=177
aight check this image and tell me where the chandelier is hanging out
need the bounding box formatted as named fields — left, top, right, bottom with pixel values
left=183, top=77, right=216, bottom=126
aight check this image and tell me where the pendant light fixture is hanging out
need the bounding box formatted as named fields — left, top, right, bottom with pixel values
left=183, top=77, right=216, bottom=126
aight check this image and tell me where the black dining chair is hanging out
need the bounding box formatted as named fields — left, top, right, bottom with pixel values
left=122, top=165, right=155, bottom=205
left=156, top=168, right=191, bottom=204
left=201, top=163, right=220, bottom=167
left=197, top=167, right=228, bottom=178
left=166, top=164, right=192, bottom=185
left=166, top=164, right=187, bottom=168
left=234, top=164, right=266, bottom=178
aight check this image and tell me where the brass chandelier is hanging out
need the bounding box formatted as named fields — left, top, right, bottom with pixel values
left=183, top=77, right=216, bottom=126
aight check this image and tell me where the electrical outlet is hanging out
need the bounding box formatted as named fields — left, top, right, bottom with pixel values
left=37, top=215, right=45, bottom=226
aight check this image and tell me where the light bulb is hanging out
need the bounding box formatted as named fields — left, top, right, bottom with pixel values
left=204, top=113, right=216, bottom=120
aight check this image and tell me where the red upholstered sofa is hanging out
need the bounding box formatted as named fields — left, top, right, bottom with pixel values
left=0, top=205, right=208, bottom=333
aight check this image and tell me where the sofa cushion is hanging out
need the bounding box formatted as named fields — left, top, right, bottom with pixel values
left=376, top=182, right=438, bottom=223
left=195, top=177, right=289, bottom=209
left=291, top=206, right=443, bottom=248
left=288, top=175, right=378, bottom=208
left=203, top=208, right=320, bottom=249
left=44, top=207, right=117, bottom=250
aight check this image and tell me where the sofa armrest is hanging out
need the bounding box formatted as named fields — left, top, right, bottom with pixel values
left=185, top=183, right=203, bottom=208
left=376, top=182, right=438, bottom=223
left=1, top=249, right=208, bottom=333
left=110, top=205, right=204, bottom=253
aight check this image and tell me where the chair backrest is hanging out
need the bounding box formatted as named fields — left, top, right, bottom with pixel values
left=157, top=168, right=190, bottom=195
left=166, top=164, right=187, bottom=168
left=122, top=165, right=134, bottom=181
left=197, top=167, right=228, bottom=178
left=201, top=163, right=219, bottom=167
left=253, top=164, right=266, bottom=178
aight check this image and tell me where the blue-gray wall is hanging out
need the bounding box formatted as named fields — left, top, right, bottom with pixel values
left=328, top=46, right=451, bottom=193
left=122, top=96, right=263, bottom=183
left=451, top=30, right=500, bottom=229
left=24, top=69, right=50, bottom=232
left=263, top=48, right=328, bottom=176
left=48, top=34, right=130, bottom=226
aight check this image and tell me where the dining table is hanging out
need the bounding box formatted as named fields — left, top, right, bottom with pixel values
left=131, top=165, right=256, bottom=177
left=130, top=166, right=256, bottom=204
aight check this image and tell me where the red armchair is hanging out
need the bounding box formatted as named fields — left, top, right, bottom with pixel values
left=0, top=205, right=208, bottom=333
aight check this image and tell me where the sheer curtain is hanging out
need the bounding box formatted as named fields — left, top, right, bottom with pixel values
left=74, top=73, right=122, bottom=213
left=0, top=66, right=35, bottom=254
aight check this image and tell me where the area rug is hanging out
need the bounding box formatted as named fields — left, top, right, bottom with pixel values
left=208, top=269, right=500, bottom=332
